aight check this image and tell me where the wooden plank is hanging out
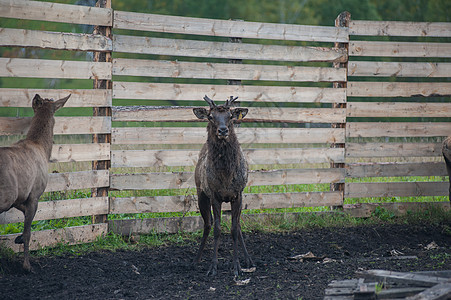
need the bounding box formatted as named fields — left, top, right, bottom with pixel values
left=347, top=82, right=451, bottom=97
left=0, top=224, right=108, bottom=252
left=407, top=282, right=451, bottom=300
left=0, top=28, right=112, bottom=52
left=114, top=11, right=348, bottom=42
left=357, top=270, right=450, bottom=287
left=347, top=122, right=451, bottom=138
left=111, top=147, right=345, bottom=168
left=344, top=202, right=450, bottom=218
left=113, top=35, right=347, bottom=63
left=347, top=102, right=451, bottom=118
left=0, top=116, right=111, bottom=135
left=0, top=88, right=112, bottom=108
left=0, top=58, right=111, bottom=80
left=344, top=182, right=448, bottom=198
left=110, top=168, right=345, bottom=190
left=347, top=162, right=447, bottom=178
left=109, top=191, right=343, bottom=214
left=50, top=143, right=110, bottom=163
left=0, top=197, right=108, bottom=224
left=346, top=142, right=443, bottom=158
left=349, top=41, right=451, bottom=57
left=0, top=0, right=112, bottom=26
left=350, top=20, right=451, bottom=37
left=113, top=59, right=346, bottom=82
left=348, top=61, right=451, bottom=78
left=45, top=170, right=109, bottom=192
left=113, top=81, right=347, bottom=103
left=112, top=106, right=346, bottom=123
left=112, top=127, right=346, bottom=145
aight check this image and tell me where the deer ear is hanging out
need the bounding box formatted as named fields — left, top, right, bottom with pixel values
left=32, top=94, right=44, bottom=110
left=53, top=94, right=71, bottom=112
left=232, top=108, right=248, bottom=120
left=193, top=108, right=209, bottom=119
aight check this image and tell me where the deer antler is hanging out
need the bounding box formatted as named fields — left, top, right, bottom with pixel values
left=203, top=95, right=216, bottom=108
left=225, top=96, right=239, bottom=108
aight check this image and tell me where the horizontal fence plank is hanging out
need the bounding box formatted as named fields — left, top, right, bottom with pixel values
left=347, top=102, right=451, bottom=118
left=0, top=88, right=112, bottom=108
left=349, top=20, right=451, bottom=37
left=348, top=61, right=451, bottom=78
left=345, top=182, right=448, bottom=198
left=113, top=59, right=346, bottom=82
left=50, top=143, right=110, bottom=163
left=111, top=147, right=345, bottom=168
left=347, top=82, right=451, bottom=97
left=0, top=58, right=111, bottom=80
left=110, top=168, right=345, bottom=190
left=112, top=127, right=346, bottom=145
left=347, top=162, right=447, bottom=178
left=350, top=41, right=451, bottom=57
left=45, top=170, right=109, bottom=192
left=344, top=202, right=450, bottom=218
left=0, top=224, right=108, bottom=253
left=109, top=191, right=343, bottom=214
left=113, top=81, right=347, bottom=103
left=0, top=116, right=111, bottom=135
left=113, top=35, right=347, bottom=63
left=0, top=0, right=112, bottom=26
left=0, top=28, right=112, bottom=52
left=347, top=122, right=451, bottom=138
left=114, top=11, right=348, bottom=42
left=346, top=142, right=443, bottom=158
left=0, top=197, right=108, bottom=224
left=112, top=106, right=346, bottom=123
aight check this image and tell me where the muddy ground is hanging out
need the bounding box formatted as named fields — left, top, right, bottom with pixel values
left=1, top=222, right=450, bottom=299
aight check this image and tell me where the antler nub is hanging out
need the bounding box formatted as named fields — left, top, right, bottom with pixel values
left=203, top=95, right=216, bottom=108
left=225, top=96, right=239, bottom=108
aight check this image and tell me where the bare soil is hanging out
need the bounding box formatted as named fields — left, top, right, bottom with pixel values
left=1, top=222, right=450, bottom=299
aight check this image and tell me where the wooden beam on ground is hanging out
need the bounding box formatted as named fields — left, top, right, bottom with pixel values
left=356, top=270, right=450, bottom=287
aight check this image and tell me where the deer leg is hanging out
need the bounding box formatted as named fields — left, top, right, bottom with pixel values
left=195, top=192, right=211, bottom=263
left=15, top=197, right=38, bottom=272
left=207, top=200, right=222, bottom=276
left=231, top=198, right=242, bottom=276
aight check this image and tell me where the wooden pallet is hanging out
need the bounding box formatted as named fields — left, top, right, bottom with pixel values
left=324, top=269, right=451, bottom=300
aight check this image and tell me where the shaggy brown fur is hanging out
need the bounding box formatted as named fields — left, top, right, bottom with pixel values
left=0, top=94, right=70, bottom=272
left=442, top=136, right=451, bottom=201
left=193, top=96, right=253, bottom=276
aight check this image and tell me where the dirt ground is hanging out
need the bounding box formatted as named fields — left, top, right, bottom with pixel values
left=1, top=222, right=450, bottom=300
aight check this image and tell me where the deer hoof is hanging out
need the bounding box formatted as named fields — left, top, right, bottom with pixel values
left=206, top=264, right=217, bottom=276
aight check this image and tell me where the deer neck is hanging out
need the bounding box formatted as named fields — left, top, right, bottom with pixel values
left=207, top=124, right=240, bottom=173
left=26, top=111, right=55, bottom=160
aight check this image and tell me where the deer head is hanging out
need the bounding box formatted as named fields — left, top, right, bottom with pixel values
left=193, top=95, right=248, bottom=140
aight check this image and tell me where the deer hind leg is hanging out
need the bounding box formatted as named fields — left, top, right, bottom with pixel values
left=195, top=191, right=211, bottom=263
left=15, top=197, right=38, bottom=272
left=207, top=200, right=222, bottom=276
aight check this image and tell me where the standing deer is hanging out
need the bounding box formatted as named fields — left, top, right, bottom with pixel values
left=0, top=94, right=70, bottom=272
left=193, top=95, right=254, bottom=276
left=443, top=136, right=451, bottom=201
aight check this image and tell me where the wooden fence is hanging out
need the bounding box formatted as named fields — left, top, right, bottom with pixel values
left=0, top=0, right=449, bottom=251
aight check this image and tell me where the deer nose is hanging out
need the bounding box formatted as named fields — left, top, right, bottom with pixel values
left=217, top=126, right=229, bottom=137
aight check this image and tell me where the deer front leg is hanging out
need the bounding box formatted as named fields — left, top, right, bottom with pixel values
left=207, top=200, right=222, bottom=276
left=195, top=192, right=212, bottom=263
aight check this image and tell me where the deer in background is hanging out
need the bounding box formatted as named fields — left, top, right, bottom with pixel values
left=442, top=136, right=451, bottom=201
left=193, top=95, right=254, bottom=276
left=0, top=94, right=70, bottom=272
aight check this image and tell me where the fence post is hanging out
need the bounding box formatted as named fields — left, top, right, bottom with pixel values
left=331, top=11, right=350, bottom=209
left=92, top=0, right=112, bottom=224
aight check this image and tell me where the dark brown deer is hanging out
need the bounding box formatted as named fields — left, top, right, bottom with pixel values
left=0, top=94, right=70, bottom=272
left=193, top=95, right=254, bottom=276
left=442, top=136, right=451, bottom=201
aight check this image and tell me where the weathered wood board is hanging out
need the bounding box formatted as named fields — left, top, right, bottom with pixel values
left=350, top=20, right=451, bottom=37
left=350, top=41, right=451, bottom=57
left=347, top=122, right=451, bottom=138
left=347, top=82, right=451, bottom=97
left=45, top=170, right=109, bottom=192
left=345, top=182, right=448, bottom=198
left=347, top=102, right=451, bottom=118
left=346, top=142, right=443, bottom=158
left=348, top=61, right=451, bottom=78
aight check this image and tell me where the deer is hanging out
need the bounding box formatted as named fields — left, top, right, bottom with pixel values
left=442, top=136, right=451, bottom=201
left=0, top=94, right=70, bottom=272
left=193, top=95, right=254, bottom=277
